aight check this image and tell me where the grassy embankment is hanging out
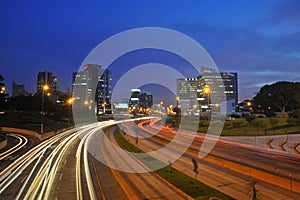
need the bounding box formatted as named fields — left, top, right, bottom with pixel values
left=169, top=117, right=300, bottom=136
left=114, top=130, right=234, bottom=200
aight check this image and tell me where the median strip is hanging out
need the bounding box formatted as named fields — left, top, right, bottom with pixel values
left=114, top=130, right=234, bottom=200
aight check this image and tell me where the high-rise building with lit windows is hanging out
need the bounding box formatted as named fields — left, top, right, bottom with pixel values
left=72, top=71, right=87, bottom=101
left=72, top=64, right=112, bottom=114
left=176, top=78, right=200, bottom=112
left=96, top=69, right=112, bottom=114
left=198, top=71, right=238, bottom=108
left=37, top=71, right=58, bottom=94
left=176, top=67, right=238, bottom=113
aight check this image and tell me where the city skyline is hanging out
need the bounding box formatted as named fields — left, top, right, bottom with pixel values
left=1, top=0, right=300, bottom=102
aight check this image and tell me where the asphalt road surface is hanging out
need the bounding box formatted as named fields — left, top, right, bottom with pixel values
left=0, top=118, right=187, bottom=200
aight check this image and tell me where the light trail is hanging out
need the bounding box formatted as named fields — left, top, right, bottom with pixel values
left=0, top=128, right=77, bottom=194
left=0, top=133, right=28, bottom=160
left=0, top=119, right=147, bottom=200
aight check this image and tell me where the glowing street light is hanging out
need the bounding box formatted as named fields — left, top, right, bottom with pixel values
left=1, top=86, right=5, bottom=94
left=203, top=85, right=210, bottom=95
left=67, top=97, right=74, bottom=124
left=43, top=84, right=49, bottom=91
left=203, top=85, right=210, bottom=110
left=67, top=97, right=74, bottom=105
left=41, top=84, right=49, bottom=134
left=101, top=102, right=107, bottom=114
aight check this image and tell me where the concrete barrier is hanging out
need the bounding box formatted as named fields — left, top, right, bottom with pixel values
left=223, top=160, right=250, bottom=175
left=221, top=134, right=300, bottom=154
left=202, top=154, right=300, bottom=194
left=1, top=127, right=40, bottom=139
left=1, top=126, right=75, bottom=141
left=292, top=180, right=300, bottom=192
left=39, top=131, right=56, bottom=140
left=249, top=168, right=291, bottom=190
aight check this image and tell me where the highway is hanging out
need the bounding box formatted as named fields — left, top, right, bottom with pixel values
left=2, top=117, right=299, bottom=199
left=0, top=118, right=188, bottom=200
left=120, top=118, right=300, bottom=199
left=0, top=133, right=40, bottom=172
left=0, top=133, right=28, bottom=161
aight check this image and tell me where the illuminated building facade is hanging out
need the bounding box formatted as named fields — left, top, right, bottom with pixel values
left=72, top=64, right=112, bottom=114
left=37, top=71, right=58, bottom=94
left=177, top=67, right=238, bottom=113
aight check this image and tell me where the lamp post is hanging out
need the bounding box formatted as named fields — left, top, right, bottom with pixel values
left=41, top=84, right=49, bottom=134
left=203, top=85, right=210, bottom=111
left=102, top=101, right=107, bottom=114
left=0, top=86, right=5, bottom=94
left=67, top=97, right=74, bottom=125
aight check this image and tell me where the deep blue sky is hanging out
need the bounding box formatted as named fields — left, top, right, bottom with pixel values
left=1, top=0, right=300, bottom=103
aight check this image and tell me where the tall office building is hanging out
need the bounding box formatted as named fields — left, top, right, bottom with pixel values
left=72, top=64, right=112, bottom=114
left=177, top=78, right=200, bottom=111
left=220, top=72, right=238, bottom=106
left=176, top=67, right=238, bottom=113
left=37, top=71, right=58, bottom=94
left=128, top=89, right=153, bottom=114
left=84, top=64, right=100, bottom=102
left=128, top=89, right=141, bottom=108
left=139, top=93, right=153, bottom=109
left=96, top=69, right=112, bottom=114
left=72, top=71, right=87, bottom=101
left=198, top=71, right=238, bottom=111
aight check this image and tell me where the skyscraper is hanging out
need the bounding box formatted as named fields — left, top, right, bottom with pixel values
left=198, top=71, right=238, bottom=112
left=72, top=71, right=87, bottom=101
left=176, top=78, right=200, bottom=112
left=72, top=64, right=112, bottom=115
left=96, top=69, right=112, bottom=114
left=37, top=71, right=58, bottom=94
left=84, top=64, right=100, bottom=103
left=176, top=67, right=238, bottom=113
left=139, top=93, right=153, bottom=109
left=128, top=89, right=153, bottom=115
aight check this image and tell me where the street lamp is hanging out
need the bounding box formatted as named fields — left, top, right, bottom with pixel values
left=203, top=85, right=210, bottom=111
left=0, top=86, right=5, bottom=94
left=67, top=97, right=74, bottom=124
left=101, top=102, right=107, bottom=114
left=41, top=84, right=49, bottom=134
left=67, top=97, right=74, bottom=105
left=175, top=96, right=180, bottom=107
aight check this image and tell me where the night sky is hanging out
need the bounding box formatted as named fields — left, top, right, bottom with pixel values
left=1, top=0, right=300, bottom=103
